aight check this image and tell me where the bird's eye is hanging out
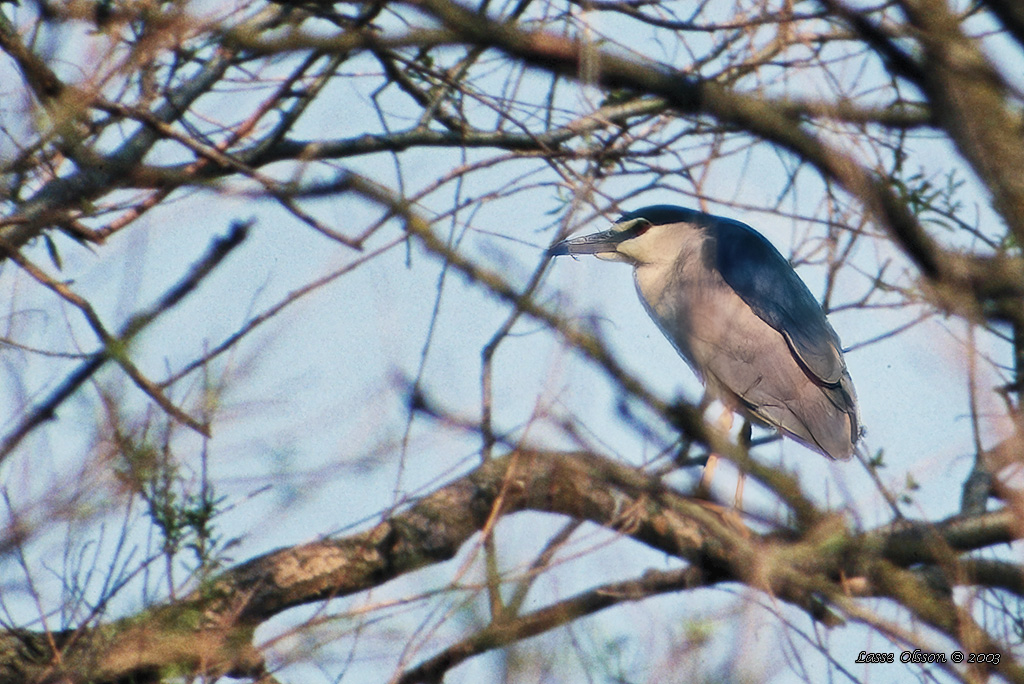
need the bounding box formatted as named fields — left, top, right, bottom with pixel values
left=613, top=217, right=652, bottom=236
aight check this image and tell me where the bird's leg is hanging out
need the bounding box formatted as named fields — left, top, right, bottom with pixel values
left=698, top=454, right=718, bottom=493
left=694, top=409, right=751, bottom=537
left=713, top=419, right=752, bottom=538
left=698, top=409, right=733, bottom=494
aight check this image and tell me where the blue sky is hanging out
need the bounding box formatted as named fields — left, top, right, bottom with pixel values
left=0, top=2, right=1019, bottom=682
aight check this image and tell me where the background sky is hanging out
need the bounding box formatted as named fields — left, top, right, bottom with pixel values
left=0, top=1, right=1019, bottom=682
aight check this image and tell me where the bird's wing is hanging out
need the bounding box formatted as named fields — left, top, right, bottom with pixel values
left=706, top=219, right=847, bottom=385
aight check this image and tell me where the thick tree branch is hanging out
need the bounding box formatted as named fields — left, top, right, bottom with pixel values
left=4, top=448, right=1021, bottom=683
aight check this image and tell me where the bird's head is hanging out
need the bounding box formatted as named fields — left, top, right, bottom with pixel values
left=548, top=205, right=703, bottom=265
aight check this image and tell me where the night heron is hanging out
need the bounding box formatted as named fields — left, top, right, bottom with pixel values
left=549, top=205, right=861, bottom=501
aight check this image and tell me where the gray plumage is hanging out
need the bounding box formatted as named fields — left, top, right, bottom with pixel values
left=549, top=205, right=861, bottom=460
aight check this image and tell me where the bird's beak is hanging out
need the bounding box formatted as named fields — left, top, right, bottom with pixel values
left=547, top=227, right=630, bottom=258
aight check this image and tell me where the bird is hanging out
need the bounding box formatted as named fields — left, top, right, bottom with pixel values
left=548, top=205, right=861, bottom=498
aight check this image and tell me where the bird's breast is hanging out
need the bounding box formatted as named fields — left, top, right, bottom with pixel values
left=632, top=249, right=738, bottom=372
